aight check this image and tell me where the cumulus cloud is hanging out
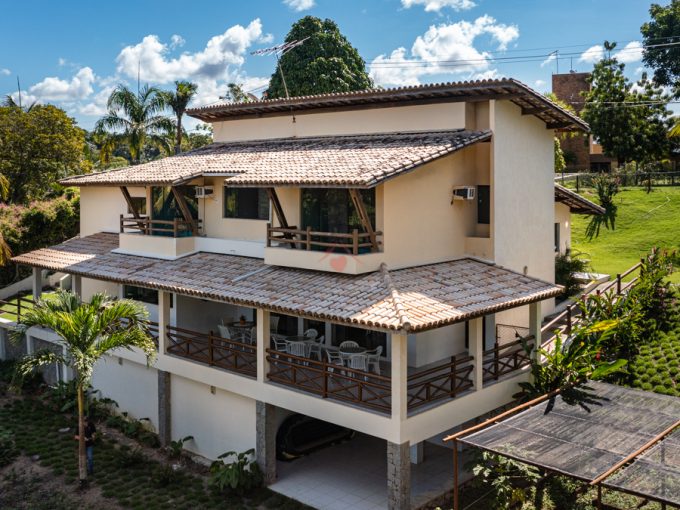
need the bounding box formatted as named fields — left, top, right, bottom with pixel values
left=578, top=44, right=604, bottom=64
left=77, top=83, right=117, bottom=116
left=0, top=68, right=10, bottom=76
left=541, top=53, right=556, bottom=68
left=615, top=41, right=644, bottom=64
left=401, top=0, right=475, bottom=12
left=28, top=67, right=96, bottom=101
left=370, top=16, right=518, bottom=87
left=170, top=34, right=185, bottom=49
left=534, top=79, right=546, bottom=88
left=283, top=0, right=315, bottom=11
left=116, top=19, right=269, bottom=83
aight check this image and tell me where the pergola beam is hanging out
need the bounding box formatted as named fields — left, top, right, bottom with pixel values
left=266, top=188, right=289, bottom=228
left=120, top=186, right=147, bottom=233
left=349, top=189, right=379, bottom=252
left=171, top=186, right=198, bottom=235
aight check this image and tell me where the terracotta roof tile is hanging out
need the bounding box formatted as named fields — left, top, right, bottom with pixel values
left=12, top=233, right=561, bottom=332
left=60, top=130, right=491, bottom=188
left=554, top=184, right=605, bottom=215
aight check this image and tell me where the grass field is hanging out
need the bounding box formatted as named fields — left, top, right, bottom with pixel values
left=0, top=292, right=57, bottom=322
left=571, top=187, right=680, bottom=283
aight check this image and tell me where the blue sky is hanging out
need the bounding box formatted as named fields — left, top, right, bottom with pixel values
left=0, top=0, right=656, bottom=129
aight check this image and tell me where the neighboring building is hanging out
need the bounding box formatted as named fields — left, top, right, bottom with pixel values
left=6, top=79, right=588, bottom=510
left=554, top=184, right=605, bottom=254
left=552, top=72, right=616, bottom=172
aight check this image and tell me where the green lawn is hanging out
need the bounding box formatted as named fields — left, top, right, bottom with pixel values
left=628, top=325, right=680, bottom=397
left=571, top=187, right=680, bottom=283
left=0, top=292, right=57, bottom=322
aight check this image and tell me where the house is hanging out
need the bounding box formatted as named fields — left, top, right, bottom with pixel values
left=6, top=79, right=588, bottom=510
left=554, top=183, right=605, bottom=254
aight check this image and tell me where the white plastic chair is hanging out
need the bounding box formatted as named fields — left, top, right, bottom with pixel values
left=227, top=326, right=245, bottom=343
left=217, top=324, right=230, bottom=339
left=309, top=335, right=325, bottom=361
left=366, top=346, right=383, bottom=375
left=303, top=328, right=318, bottom=339
left=270, top=316, right=280, bottom=333
left=348, top=354, right=368, bottom=371
left=339, top=340, right=359, bottom=349
left=271, top=333, right=288, bottom=351
left=287, top=341, right=307, bottom=358
left=326, top=349, right=344, bottom=373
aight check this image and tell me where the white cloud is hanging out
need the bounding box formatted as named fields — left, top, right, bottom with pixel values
left=534, top=79, right=546, bottom=88
left=0, top=68, right=10, bottom=76
left=615, top=40, right=644, bottom=64
left=77, top=83, right=117, bottom=116
left=116, top=19, right=269, bottom=83
left=634, top=66, right=644, bottom=75
left=578, top=44, right=604, bottom=64
left=541, top=53, right=556, bottom=67
left=401, top=0, right=475, bottom=12
left=28, top=67, right=96, bottom=101
left=283, top=0, right=315, bottom=11
left=58, top=58, right=67, bottom=66
left=370, top=16, right=518, bottom=87
left=170, top=34, right=185, bottom=49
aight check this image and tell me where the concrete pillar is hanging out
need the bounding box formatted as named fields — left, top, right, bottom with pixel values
left=26, top=334, right=34, bottom=355
left=391, top=333, right=408, bottom=422
left=469, top=317, right=484, bottom=390
left=255, top=400, right=277, bottom=484
left=410, top=442, right=424, bottom=464
left=32, top=268, right=42, bottom=300
left=72, top=275, right=82, bottom=297
left=256, top=309, right=271, bottom=383
left=61, top=345, right=71, bottom=383
left=529, top=301, right=542, bottom=362
left=158, top=370, right=172, bottom=447
left=387, top=440, right=411, bottom=510
left=0, top=328, right=6, bottom=360
left=158, top=291, right=171, bottom=354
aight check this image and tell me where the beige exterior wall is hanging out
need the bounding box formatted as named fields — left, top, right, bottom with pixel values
left=80, top=186, right=145, bottom=236
left=555, top=202, right=571, bottom=254
left=212, top=102, right=467, bottom=142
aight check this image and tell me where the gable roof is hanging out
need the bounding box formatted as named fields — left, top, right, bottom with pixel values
left=12, top=233, right=561, bottom=333
left=60, top=129, right=491, bottom=188
left=187, top=78, right=588, bottom=132
left=554, top=184, right=605, bottom=215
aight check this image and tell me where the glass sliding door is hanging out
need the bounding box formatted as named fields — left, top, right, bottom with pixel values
left=150, top=186, right=198, bottom=236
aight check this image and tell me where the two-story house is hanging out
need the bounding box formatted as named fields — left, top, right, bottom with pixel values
left=9, top=79, right=588, bottom=510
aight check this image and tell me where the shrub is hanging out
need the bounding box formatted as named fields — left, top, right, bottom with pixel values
left=555, top=251, right=590, bottom=299
left=151, top=463, right=179, bottom=487
left=0, top=426, right=17, bottom=467
left=167, top=435, right=194, bottom=459
left=209, top=449, right=263, bottom=496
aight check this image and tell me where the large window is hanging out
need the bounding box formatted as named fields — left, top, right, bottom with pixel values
left=224, top=187, right=269, bottom=220
left=127, top=196, right=147, bottom=215
left=301, top=188, right=375, bottom=234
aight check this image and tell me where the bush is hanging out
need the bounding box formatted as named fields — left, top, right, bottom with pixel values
left=555, top=251, right=590, bottom=299
left=209, top=449, right=263, bottom=496
left=151, top=463, right=179, bottom=487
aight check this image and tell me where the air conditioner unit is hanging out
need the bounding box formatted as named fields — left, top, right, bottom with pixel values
left=195, top=186, right=214, bottom=198
left=452, top=185, right=476, bottom=201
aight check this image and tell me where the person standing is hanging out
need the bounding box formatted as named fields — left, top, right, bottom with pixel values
left=75, top=416, right=97, bottom=475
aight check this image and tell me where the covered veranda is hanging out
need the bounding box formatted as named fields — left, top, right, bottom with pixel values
left=446, top=381, right=680, bottom=509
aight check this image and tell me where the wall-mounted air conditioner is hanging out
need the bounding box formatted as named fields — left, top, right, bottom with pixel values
left=195, top=186, right=214, bottom=198
left=452, top=185, right=476, bottom=201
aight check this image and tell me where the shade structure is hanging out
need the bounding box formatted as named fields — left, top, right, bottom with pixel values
left=457, top=382, right=680, bottom=506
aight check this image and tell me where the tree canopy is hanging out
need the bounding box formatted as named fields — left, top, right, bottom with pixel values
left=0, top=104, right=88, bottom=203
left=265, top=16, right=373, bottom=99
left=641, top=0, right=680, bottom=93
left=581, top=42, right=672, bottom=166
left=160, top=80, right=198, bottom=155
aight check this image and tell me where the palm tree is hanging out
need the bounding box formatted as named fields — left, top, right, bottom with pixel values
left=96, top=85, right=173, bottom=164
left=2, top=94, right=38, bottom=112
left=161, top=81, right=198, bottom=155
left=670, top=118, right=680, bottom=138
left=12, top=291, right=156, bottom=482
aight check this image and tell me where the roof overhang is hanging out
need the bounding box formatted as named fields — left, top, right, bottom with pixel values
left=554, top=183, right=605, bottom=215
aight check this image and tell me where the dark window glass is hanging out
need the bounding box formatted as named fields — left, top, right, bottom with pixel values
left=332, top=325, right=386, bottom=352
left=151, top=186, right=198, bottom=220
left=123, top=285, right=158, bottom=305
left=477, top=185, right=490, bottom=225
left=127, top=197, right=147, bottom=215
left=554, top=223, right=560, bottom=253
left=224, top=188, right=269, bottom=220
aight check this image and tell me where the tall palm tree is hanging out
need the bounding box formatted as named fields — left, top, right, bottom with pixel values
left=12, top=291, right=156, bottom=482
left=96, top=85, right=173, bottom=164
left=161, top=81, right=198, bottom=155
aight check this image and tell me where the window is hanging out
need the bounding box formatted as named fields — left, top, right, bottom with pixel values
left=477, top=185, right=490, bottom=225
left=123, top=285, right=159, bottom=305
left=554, top=223, right=560, bottom=253
left=224, top=188, right=269, bottom=220
left=127, top=197, right=147, bottom=215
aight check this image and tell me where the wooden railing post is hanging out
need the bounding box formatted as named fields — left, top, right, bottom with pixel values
left=306, top=226, right=312, bottom=251
left=119, top=214, right=124, bottom=233
left=17, top=296, right=21, bottom=321
left=208, top=332, right=214, bottom=366
left=450, top=356, right=457, bottom=397
left=494, top=343, right=499, bottom=381
left=352, top=229, right=359, bottom=255
left=616, top=274, right=622, bottom=295
left=323, top=361, right=329, bottom=398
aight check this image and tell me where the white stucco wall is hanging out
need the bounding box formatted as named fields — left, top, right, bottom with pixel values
left=555, top=202, right=571, bottom=254
left=80, top=186, right=145, bottom=236
left=170, top=374, right=256, bottom=459
left=408, top=323, right=466, bottom=367
left=212, top=102, right=467, bottom=142
left=91, top=356, right=159, bottom=429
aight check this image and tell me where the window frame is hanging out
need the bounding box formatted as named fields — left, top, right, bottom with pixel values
left=223, top=187, right=270, bottom=221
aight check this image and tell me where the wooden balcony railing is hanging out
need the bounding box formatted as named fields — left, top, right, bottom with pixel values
left=119, top=215, right=202, bottom=237
left=0, top=295, right=35, bottom=322
left=266, top=348, right=392, bottom=413
left=166, top=325, right=256, bottom=377
left=482, top=336, right=534, bottom=383
left=407, top=355, right=474, bottom=410
left=266, top=224, right=383, bottom=254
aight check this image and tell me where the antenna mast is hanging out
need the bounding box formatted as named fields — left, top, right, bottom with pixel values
left=16, top=76, right=22, bottom=109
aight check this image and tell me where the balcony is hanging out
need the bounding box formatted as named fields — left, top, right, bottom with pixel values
left=119, top=215, right=202, bottom=237
left=117, top=215, right=203, bottom=259
left=265, top=224, right=384, bottom=274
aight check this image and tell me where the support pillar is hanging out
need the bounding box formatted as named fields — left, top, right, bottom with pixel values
left=256, top=309, right=270, bottom=383
left=158, top=291, right=171, bottom=354
left=391, top=333, right=408, bottom=422
left=410, top=442, right=424, bottom=464
left=72, top=275, right=82, bottom=297
left=255, top=400, right=277, bottom=484
left=387, top=440, right=411, bottom=510
left=0, top=328, right=6, bottom=360
left=32, top=267, right=42, bottom=300
left=158, top=370, right=172, bottom=447
left=469, top=317, right=484, bottom=390
left=529, top=301, right=542, bottom=362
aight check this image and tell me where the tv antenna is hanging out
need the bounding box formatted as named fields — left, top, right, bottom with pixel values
left=251, top=38, right=308, bottom=101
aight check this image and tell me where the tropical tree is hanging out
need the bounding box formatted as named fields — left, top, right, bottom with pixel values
left=2, top=94, right=38, bottom=112
left=12, top=291, right=156, bottom=482
left=96, top=85, right=173, bottom=164
left=641, top=0, right=680, bottom=93
left=160, top=81, right=198, bottom=155
left=220, top=83, right=253, bottom=103
left=265, top=16, right=373, bottom=99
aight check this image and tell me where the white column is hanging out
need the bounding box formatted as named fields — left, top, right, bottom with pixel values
left=158, top=291, right=172, bottom=354
left=256, top=309, right=271, bottom=383
left=32, top=267, right=42, bottom=300
left=529, top=301, right=542, bottom=361
left=391, top=332, right=408, bottom=422
left=72, top=275, right=82, bottom=297
left=26, top=334, right=34, bottom=355
left=469, top=317, right=484, bottom=391
left=61, top=345, right=71, bottom=382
